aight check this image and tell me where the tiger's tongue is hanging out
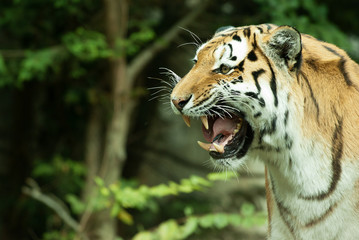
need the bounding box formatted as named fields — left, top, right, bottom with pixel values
left=202, top=118, right=237, bottom=143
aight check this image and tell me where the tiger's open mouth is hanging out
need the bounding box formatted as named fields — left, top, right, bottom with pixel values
left=181, top=113, right=254, bottom=160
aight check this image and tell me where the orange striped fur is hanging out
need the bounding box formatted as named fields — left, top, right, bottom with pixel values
left=170, top=24, right=359, bottom=239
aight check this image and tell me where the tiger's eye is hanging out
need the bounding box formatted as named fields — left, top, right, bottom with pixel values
left=220, top=64, right=231, bottom=74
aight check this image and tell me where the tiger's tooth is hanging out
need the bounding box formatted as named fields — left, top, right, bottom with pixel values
left=182, top=115, right=191, bottom=127
left=213, top=143, right=224, bottom=153
left=201, top=116, right=209, bottom=130
left=236, top=120, right=243, bottom=129
left=197, top=141, right=211, bottom=151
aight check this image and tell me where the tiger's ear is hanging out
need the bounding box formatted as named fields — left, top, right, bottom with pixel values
left=263, top=25, right=302, bottom=71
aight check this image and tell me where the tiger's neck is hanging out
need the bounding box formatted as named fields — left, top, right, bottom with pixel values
left=261, top=121, right=359, bottom=239
left=257, top=70, right=359, bottom=239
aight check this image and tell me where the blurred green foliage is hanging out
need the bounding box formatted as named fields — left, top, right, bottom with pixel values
left=253, top=0, right=350, bottom=51
left=0, top=0, right=355, bottom=88
left=18, top=47, right=68, bottom=84
left=116, top=27, right=157, bottom=56
left=32, top=155, right=86, bottom=196
left=63, top=28, right=112, bottom=61
left=42, top=230, right=76, bottom=240
left=55, top=172, right=266, bottom=240
left=132, top=204, right=265, bottom=240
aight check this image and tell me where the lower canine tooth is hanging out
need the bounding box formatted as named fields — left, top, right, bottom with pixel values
left=197, top=141, right=211, bottom=151
left=182, top=115, right=191, bottom=127
left=213, top=143, right=224, bottom=153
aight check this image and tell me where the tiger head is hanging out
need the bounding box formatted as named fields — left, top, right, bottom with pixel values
left=170, top=24, right=302, bottom=168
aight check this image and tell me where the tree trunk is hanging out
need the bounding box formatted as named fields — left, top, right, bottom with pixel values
left=82, top=105, right=102, bottom=202
left=81, top=0, right=130, bottom=239
left=80, top=0, right=209, bottom=239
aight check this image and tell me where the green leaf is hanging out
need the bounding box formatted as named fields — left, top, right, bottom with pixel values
left=121, top=187, right=147, bottom=208
left=198, top=214, right=214, bottom=228
left=32, top=163, right=55, bottom=177
left=179, top=217, right=198, bottom=238
left=184, top=206, right=193, bottom=216
left=132, top=231, right=153, bottom=240
left=227, top=214, right=243, bottom=226
left=110, top=202, right=120, bottom=218
left=207, top=172, right=237, bottom=181
left=65, top=194, right=85, bottom=214
left=212, top=213, right=229, bottom=229
left=240, top=203, right=255, bottom=217
left=18, top=47, right=66, bottom=84
left=149, top=184, right=175, bottom=197
left=63, top=28, right=112, bottom=61
left=117, top=208, right=134, bottom=225
left=94, top=177, right=104, bottom=187
left=157, top=220, right=180, bottom=240
left=100, top=187, right=110, bottom=197
left=189, top=175, right=211, bottom=187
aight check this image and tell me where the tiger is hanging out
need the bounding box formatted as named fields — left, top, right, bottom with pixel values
left=169, top=24, right=359, bottom=239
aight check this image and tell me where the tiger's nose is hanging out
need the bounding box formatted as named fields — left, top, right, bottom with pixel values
left=171, top=95, right=192, bottom=112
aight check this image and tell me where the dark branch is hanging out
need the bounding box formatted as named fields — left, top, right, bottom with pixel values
left=22, top=178, right=89, bottom=240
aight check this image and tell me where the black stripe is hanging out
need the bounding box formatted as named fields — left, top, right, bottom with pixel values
left=259, top=98, right=265, bottom=107
left=338, top=58, right=357, bottom=89
left=216, top=34, right=230, bottom=37
left=244, top=91, right=265, bottom=107
left=293, top=51, right=302, bottom=70
left=231, top=76, right=243, bottom=84
left=323, top=45, right=359, bottom=92
left=232, top=34, right=241, bottom=42
left=236, top=60, right=245, bottom=72
left=252, top=69, right=265, bottom=93
left=284, top=109, right=289, bottom=126
left=300, top=114, right=343, bottom=200
left=245, top=91, right=258, bottom=99
left=300, top=71, right=320, bottom=122
left=256, top=44, right=278, bottom=107
left=243, top=27, right=251, bottom=38
left=323, top=45, right=341, bottom=56
left=260, top=115, right=277, bottom=138
left=272, top=173, right=339, bottom=232
left=254, top=112, right=262, bottom=118
left=266, top=24, right=273, bottom=31
left=288, top=157, right=293, bottom=169
left=270, top=176, right=297, bottom=238
left=257, top=27, right=263, bottom=33
left=194, top=92, right=218, bottom=108
left=305, top=58, right=319, bottom=71
left=230, top=90, right=241, bottom=95
left=268, top=63, right=278, bottom=107
left=323, top=46, right=352, bottom=86
left=252, top=33, right=257, bottom=49
left=247, top=50, right=257, bottom=61
left=268, top=116, right=277, bottom=134
left=228, top=44, right=233, bottom=57
left=284, top=133, right=293, bottom=149
left=305, top=201, right=339, bottom=228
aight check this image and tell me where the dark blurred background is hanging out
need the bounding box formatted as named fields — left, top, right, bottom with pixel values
left=0, top=0, right=358, bottom=239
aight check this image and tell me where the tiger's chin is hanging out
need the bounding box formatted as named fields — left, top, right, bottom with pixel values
left=182, top=111, right=254, bottom=168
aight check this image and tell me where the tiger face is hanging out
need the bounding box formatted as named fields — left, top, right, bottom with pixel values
left=170, top=24, right=301, bottom=168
